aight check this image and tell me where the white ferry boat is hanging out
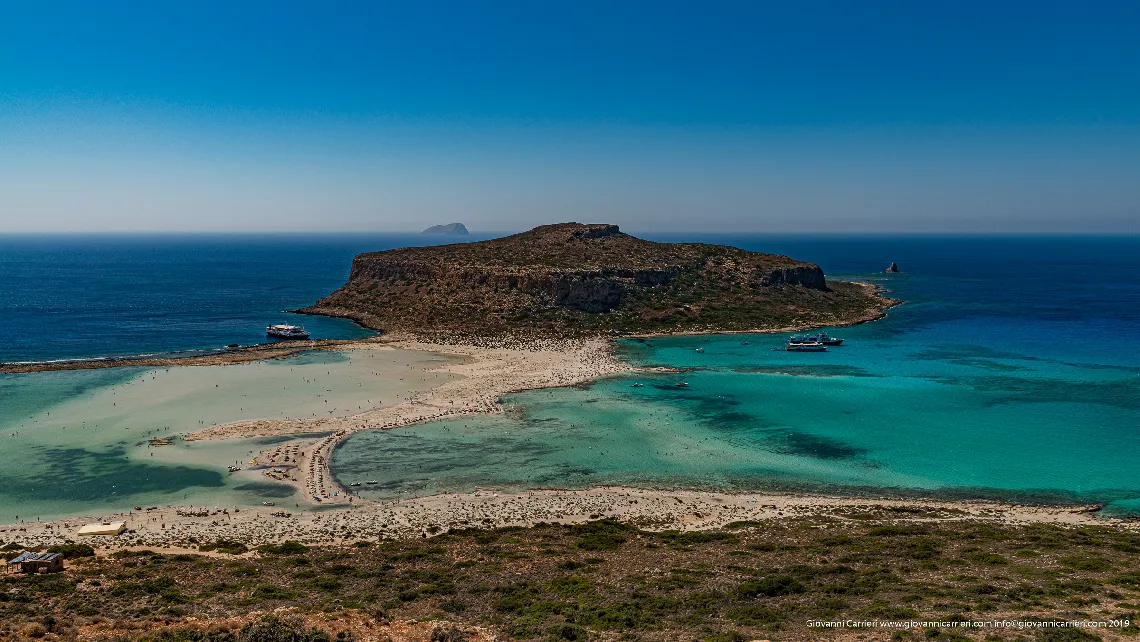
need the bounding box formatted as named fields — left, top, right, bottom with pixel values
left=788, top=331, right=843, bottom=346
left=266, top=324, right=311, bottom=340
left=785, top=340, right=828, bottom=352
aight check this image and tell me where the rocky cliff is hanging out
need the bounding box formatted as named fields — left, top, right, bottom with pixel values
left=304, top=223, right=892, bottom=338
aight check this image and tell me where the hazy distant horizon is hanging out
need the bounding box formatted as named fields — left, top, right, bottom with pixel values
left=2, top=228, right=1138, bottom=239
left=2, top=2, right=1138, bottom=235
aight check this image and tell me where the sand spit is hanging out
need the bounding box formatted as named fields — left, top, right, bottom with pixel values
left=184, top=337, right=629, bottom=503
left=176, top=282, right=895, bottom=508
left=0, top=338, right=374, bottom=374
left=0, top=487, right=1131, bottom=550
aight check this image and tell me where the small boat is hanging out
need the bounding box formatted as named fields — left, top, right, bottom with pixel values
left=262, top=501, right=275, bottom=506
left=817, top=331, right=844, bottom=346
left=631, top=383, right=644, bottom=388
left=741, top=341, right=749, bottom=345
left=266, top=324, right=311, bottom=340
left=225, top=344, right=241, bottom=350
left=695, top=348, right=704, bottom=353
left=227, top=465, right=242, bottom=472
left=676, top=381, right=690, bottom=388
left=785, top=341, right=828, bottom=352
left=349, top=482, right=362, bottom=487
left=365, top=480, right=378, bottom=485
left=789, top=331, right=843, bottom=346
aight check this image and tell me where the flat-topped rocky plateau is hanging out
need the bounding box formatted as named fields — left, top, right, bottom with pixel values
left=302, top=223, right=895, bottom=340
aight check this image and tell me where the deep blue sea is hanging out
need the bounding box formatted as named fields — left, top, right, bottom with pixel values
left=0, top=234, right=494, bottom=363
left=3, top=234, right=1139, bottom=519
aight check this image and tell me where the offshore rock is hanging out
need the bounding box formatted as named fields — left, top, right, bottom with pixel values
left=886, top=262, right=900, bottom=273
left=422, top=223, right=470, bottom=235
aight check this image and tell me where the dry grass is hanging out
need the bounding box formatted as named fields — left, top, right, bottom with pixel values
left=5, top=513, right=1140, bottom=641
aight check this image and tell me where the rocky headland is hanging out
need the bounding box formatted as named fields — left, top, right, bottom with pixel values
left=303, top=223, right=895, bottom=340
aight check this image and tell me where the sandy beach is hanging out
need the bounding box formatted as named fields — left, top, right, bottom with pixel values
left=0, top=486, right=1131, bottom=551
left=183, top=336, right=630, bottom=504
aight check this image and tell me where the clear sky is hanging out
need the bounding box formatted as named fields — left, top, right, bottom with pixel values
left=1, top=0, right=1138, bottom=234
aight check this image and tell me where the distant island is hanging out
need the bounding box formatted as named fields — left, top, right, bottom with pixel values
left=421, top=222, right=469, bottom=235
left=304, top=223, right=894, bottom=339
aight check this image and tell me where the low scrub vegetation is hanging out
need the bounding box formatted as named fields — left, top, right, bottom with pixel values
left=4, top=514, right=1140, bottom=641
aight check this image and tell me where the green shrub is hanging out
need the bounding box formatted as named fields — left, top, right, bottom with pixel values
left=257, top=541, right=309, bottom=555
left=735, top=575, right=806, bottom=598
left=199, top=540, right=249, bottom=555
left=569, top=520, right=634, bottom=551
left=47, top=543, right=96, bottom=558
left=549, top=575, right=593, bottom=597
left=439, top=599, right=468, bottom=613
left=311, top=577, right=343, bottom=593
left=727, top=605, right=783, bottom=625
left=1058, top=556, right=1111, bottom=572
left=859, top=601, right=918, bottom=619
left=655, top=530, right=736, bottom=546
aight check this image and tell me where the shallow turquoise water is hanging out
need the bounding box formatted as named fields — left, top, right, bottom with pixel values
left=4, top=236, right=1138, bottom=520
left=332, top=237, right=1140, bottom=514
left=0, top=348, right=457, bottom=523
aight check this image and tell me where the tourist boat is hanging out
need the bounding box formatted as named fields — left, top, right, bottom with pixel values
left=266, top=324, right=311, bottom=340
left=227, top=465, right=241, bottom=472
left=262, top=501, right=275, bottom=506
left=785, top=340, right=827, bottom=352
left=788, top=331, right=843, bottom=346
left=817, top=331, right=843, bottom=346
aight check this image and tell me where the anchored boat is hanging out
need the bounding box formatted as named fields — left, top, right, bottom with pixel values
left=788, top=331, right=843, bottom=346
left=266, top=324, right=311, bottom=340
left=785, top=340, right=828, bottom=352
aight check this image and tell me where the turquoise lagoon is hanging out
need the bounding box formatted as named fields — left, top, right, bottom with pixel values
left=0, top=349, right=457, bottom=523
left=332, top=237, right=1140, bottom=514
left=3, top=235, right=1139, bottom=521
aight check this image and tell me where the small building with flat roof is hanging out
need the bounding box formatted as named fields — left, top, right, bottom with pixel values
left=6, top=552, right=64, bottom=574
left=77, top=522, right=125, bottom=536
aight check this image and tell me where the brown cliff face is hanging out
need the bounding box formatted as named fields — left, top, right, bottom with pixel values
left=303, top=223, right=892, bottom=338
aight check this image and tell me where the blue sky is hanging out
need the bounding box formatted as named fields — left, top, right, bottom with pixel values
left=1, top=1, right=1138, bottom=233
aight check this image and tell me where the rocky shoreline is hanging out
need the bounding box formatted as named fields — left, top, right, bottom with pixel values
left=2, top=486, right=1133, bottom=551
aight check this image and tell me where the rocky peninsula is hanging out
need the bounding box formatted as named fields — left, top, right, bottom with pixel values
left=302, top=223, right=895, bottom=340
